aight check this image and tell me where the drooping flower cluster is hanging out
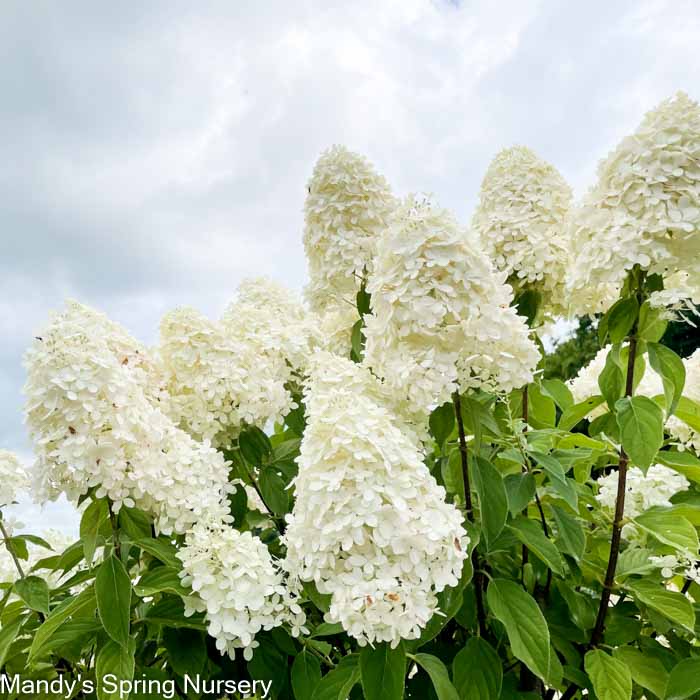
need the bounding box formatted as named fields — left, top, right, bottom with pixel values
left=24, top=301, right=232, bottom=534
left=596, top=464, right=689, bottom=540
left=0, top=450, right=29, bottom=507
left=364, top=196, right=540, bottom=412
left=177, top=517, right=307, bottom=660
left=472, top=146, right=572, bottom=317
left=303, top=145, right=396, bottom=314
left=568, top=92, right=700, bottom=313
left=158, top=306, right=294, bottom=446
left=283, top=351, right=468, bottom=647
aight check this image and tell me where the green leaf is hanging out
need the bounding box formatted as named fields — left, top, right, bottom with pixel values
left=648, top=342, right=685, bottom=416
left=0, top=617, right=22, bottom=668
left=656, top=450, right=700, bottom=483
left=28, top=584, right=96, bottom=664
left=559, top=396, right=606, bottom=431
left=239, top=425, right=272, bottom=465
left=259, top=468, right=289, bottom=515
left=31, top=618, right=102, bottom=659
left=360, top=642, right=406, bottom=700
left=637, top=301, right=668, bottom=342
left=471, top=457, right=508, bottom=548
left=134, top=567, right=188, bottom=597
left=96, top=554, right=132, bottom=647
left=612, top=647, right=668, bottom=699
left=452, top=637, right=502, bottom=700
left=133, top=538, right=180, bottom=568
left=350, top=319, right=365, bottom=362
left=430, top=402, right=455, bottom=447
left=486, top=578, right=561, bottom=685
left=550, top=505, right=585, bottom=561
left=311, top=622, right=344, bottom=638
left=163, top=628, right=206, bottom=676
left=627, top=580, right=695, bottom=632
left=664, top=657, right=700, bottom=700
left=605, top=296, right=639, bottom=344
left=96, top=639, right=135, bottom=700
left=599, top=348, right=625, bottom=411
left=532, top=452, right=577, bottom=509
left=292, top=649, right=323, bottom=700
left=79, top=498, right=111, bottom=565
left=515, top=288, right=542, bottom=326
left=443, top=450, right=466, bottom=504
left=527, top=384, right=557, bottom=429
left=508, top=517, right=565, bottom=576
left=584, top=649, right=632, bottom=700
left=616, top=548, right=658, bottom=578
left=142, top=596, right=206, bottom=630
left=411, top=653, right=458, bottom=700
left=634, top=509, right=699, bottom=553
left=615, top=396, right=664, bottom=470
left=312, top=655, right=360, bottom=700
left=118, top=507, right=153, bottom=541
left=13, top=575, right=49, bottom=615
left=504, top=473, right=536, bottom=516
left=540, top=378, right=574, bottom=411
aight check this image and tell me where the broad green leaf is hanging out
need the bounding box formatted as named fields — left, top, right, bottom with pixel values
left=664, top=657, right=700, bottom=700
left=616, top=396, right=664, bottom=470
left=675, top=396, right=700, bottom=433
left=360, top=642, right=406, bottom=700
left=412, top=653, right=459, bottom=700
left=142, top=596, right=206, bottom=630
left=311, top=622, right=344, bottom=638
left=657, top=450, right=700, bottom=483
left=559, top=396, right=605, bottom=431
left=527, top=384, right=557, bottom=429
left=648, top=342, right=685, bottom=416
left=80, top=499, right=111, bottom=566
left=471, top=457, right=508, bottom=548
left=292, top=649, right=322, bottom=700
left=504, top=473, right=536, bottom=515
left=584, top=649, right=632, bottom=700
left=163, top=628, right=206, bottom=677
left=452, top=637, right=502, bottom=700
left=134, top=567, right=188, bottom=597
left=486, top=579, right=561, bottom=685
left=118, top=506, right=153, bottom=541
left=616, top=548, right=657, bottom=578
left=612, top=647, right=668, bottom=699
left=96, top=639, right=135, bottom=700
left=96, top=555, right=132, bottom=647
left=443, top=449, right=466, bottom=504
left=133, top=538, right=180, bottom=568
left=550, top=505, right=585, bottom=561
left=31, top=618, right=101, bottom=659
left=239, top=425, right=272, bottom=465
left=628, top=580, right=695, bottom=632
left=28, top=584, right=96, bottom=663
left=13, top=575, right=49, bottom=615
left=637, top=301, right=667, bottom=342
left=430, top=402, right=455, bottom=447
left=634, top=510, right=699, bottom=553
left=605, top=296, right=639, bottom=344
left=0, top=617, right=22, bottom=668
left=540, top=378, right=574, bottom=411
left=532, top=452, right=577, bottom=509
left=312, top=655, right=360, bottom=700
left=259, top=468, right=289, bottom=515
left=508, top=517, right=565, bottom=576
left=599, top=349, right=625, bottom=411
left=515, top=288, right=542, bottom=326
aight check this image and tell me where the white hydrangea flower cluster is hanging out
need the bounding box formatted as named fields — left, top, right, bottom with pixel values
left=0, top=450, right=29, bottom=507
left=650, top=554, right=700, bottom=585
left=364, top=196, right=540, bottom=412
left=24, top=301, right=232, bottom=534
left=177, top=517, right=307, bottom=661
left=303, top=145, right=396, bottom=314
left=159, top=306, right=294, bottom=446
left=472, top=146, right=572, bottom=317
left=283, top=351, right=468, bottom=647
left=596, top=464, right=689, bottom=541
left=221, top=277, right=320, bottom=374
left=666, top=348, right=700, bottom=452
left=568, top=92, right=700, bottom=313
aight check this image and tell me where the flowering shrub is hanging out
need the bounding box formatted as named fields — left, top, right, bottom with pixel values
left=2, top=92, right=700, bottom=700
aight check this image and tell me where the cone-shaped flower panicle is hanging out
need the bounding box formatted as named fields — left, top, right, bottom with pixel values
left=472, top=146, right=572, bottom=317
left=568, top=92, right=700, bottom=313
left=303, top=145, right=396, bottom=314
left=159, top=306, right=295, bottom=446
left=0, top=450, right=29, bottom=508
left=24, top=301, right=232, bottom=534
left=283, top=351, right=468, bottom=647
left=177, top=517, right=307, bottom=661
left=364, top=195, right=540, bottom=413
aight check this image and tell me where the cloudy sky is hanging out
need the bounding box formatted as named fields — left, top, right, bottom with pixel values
left=1, top=0, right=698, bottom=532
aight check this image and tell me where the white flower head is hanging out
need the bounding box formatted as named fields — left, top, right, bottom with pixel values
left=283, top=351, right=468, bottom=647
left=365, top=195, right=539, bottom=413
left=304, top=145, right=396, bottom=314
left=24, top=301, right=232, bottom=534
left=0, top=451, right=29, bottom=507
left=472, top=146, right=572, bottom=317
left=568, top=92, right=700, bottom=313
left=177, top=517, right=307, bottom=661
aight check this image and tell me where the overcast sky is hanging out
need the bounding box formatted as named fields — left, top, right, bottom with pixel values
left=2, top=0, right=698, bottom=533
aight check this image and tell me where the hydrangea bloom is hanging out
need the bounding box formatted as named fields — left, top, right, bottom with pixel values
left=364, top=196, right=540, bottom=412
left=472, top=146, right=572, bottom=317
left=0, top=450, right=29, bottom=507
left=159, top=306, right=294, bottom=446
left=596, top=464, right=689, bottom=540
left=650, top=553, right=700, bottom=585
left=666, top=348, right=700, bottom=451
left=24, top=301, right=232, bottom=534
left=283, top=351, right=468, bottom=647
left=177, top=517, right=307, bottom=660
left=304, top=145, right=396, bottom=314
left=568, top=92, right=700, bottom=313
